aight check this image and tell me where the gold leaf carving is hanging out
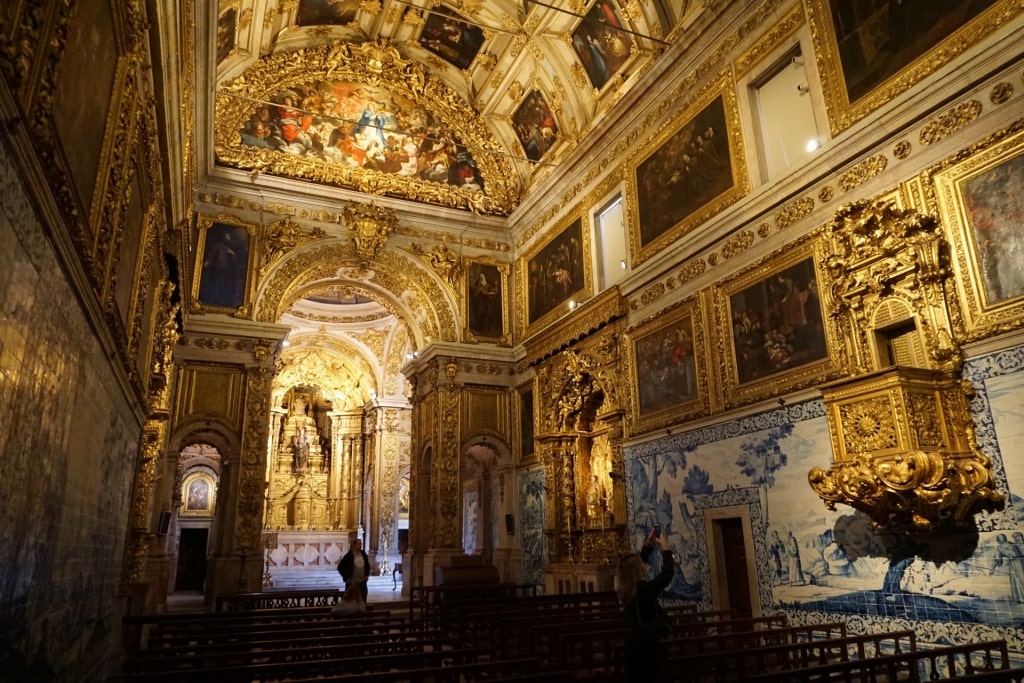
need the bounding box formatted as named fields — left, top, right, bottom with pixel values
left=775, top=196, right=814, bottom=230
left=838, top=155, right=888, bottom=192
left=919, top=100, right=983, bottom=146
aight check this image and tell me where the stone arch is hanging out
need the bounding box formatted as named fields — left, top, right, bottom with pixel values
left=252, top=239, right=460, bottom=347
left=272, top=345, right=371, bottom=410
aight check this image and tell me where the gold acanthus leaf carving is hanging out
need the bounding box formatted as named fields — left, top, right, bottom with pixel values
left=410, top=242, right=464, bottom=290
left=261, top=217, right=326, bottom=275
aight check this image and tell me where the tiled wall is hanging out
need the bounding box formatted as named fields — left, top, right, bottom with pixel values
left=519, top=468, right=547, bottom=587
left=623, top=342, right=1024, bottom=657
left=0, top=142, right=141, bottom=679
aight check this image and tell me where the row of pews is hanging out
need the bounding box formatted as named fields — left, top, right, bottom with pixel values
left=114, top=588, right=1024, bottom=682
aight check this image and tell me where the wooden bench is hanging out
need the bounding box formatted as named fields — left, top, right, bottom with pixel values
left=215, top=588, right=342, bottom=611
left=743, top=639, right=1013, bottom=683
left=667, top=628, right=917, bottom=681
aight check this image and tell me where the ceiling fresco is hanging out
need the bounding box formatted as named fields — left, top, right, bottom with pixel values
left=211, top=0, right=696, bottom=215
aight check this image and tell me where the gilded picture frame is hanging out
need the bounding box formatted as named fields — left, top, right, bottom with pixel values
left=181, top=472, right=217, bottom=516
left=926, top=120, right=1024, bottom=341
left=464, top=257, right=510, bottom=345
left=806, top=0, right=1018, bottom=136
left=626, top=69, right=748, bottom=267
left=711, top=235, right=842, bottom=408
left=516, top=383, right=537, bottom=466
left=191, top=214, right=259, bottom=316
left=516, top=205, right=593, bottom=338
left=627, top=297, right=710, bottom=435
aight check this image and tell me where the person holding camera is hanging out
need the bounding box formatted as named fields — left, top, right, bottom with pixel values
left=617, top=527, right=675, bottom=682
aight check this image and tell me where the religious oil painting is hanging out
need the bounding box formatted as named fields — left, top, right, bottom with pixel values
left=520, top=212, right=591, bottom=333
left=237, top=80, right=485, bottom=192
left=713, top=238, right=838, bottom=407
left=296, top=0, right=359, bottom=26
left=465, top=259, right=508, bottom=343
left=194, top=216, right=256, bottom=312
left=182, top=475, right=215, bottom=515
left=418, top=6, right=485, bottom=70
left=628, top=71, right=747, bottom=265
left=518, top=387, right=536, bottom=464
left=513, top=89, right=559, bottom=163
left=571, top=0, right=633, bottom=90
left=807, top=0, right=1016, bottom=134
left=216, top=7, right=237, bottom=65
left=930, top=123, right=1024, bottom=340
left=629, top=298, right=709, bottom=435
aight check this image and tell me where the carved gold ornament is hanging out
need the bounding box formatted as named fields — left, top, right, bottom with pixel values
left=808, top=201, right=1004, bottom=531
left=342, top=201, right=397, bottom=262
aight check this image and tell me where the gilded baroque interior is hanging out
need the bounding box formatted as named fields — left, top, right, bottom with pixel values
left=4, top=0, right=1024, bottom=678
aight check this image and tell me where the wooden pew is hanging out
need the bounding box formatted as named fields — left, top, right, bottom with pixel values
left=666, top=629, right=917, bottom=681
left=742, top=639, right=1013, bottom=683
left=112, top=644, right=501, bottom=682
left=215, top=588, right=342, bottom=611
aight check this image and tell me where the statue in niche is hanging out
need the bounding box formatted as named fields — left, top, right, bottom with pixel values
left=585, top=474, right=607, bottom=526
left=293, top=426, right=311, bottom=471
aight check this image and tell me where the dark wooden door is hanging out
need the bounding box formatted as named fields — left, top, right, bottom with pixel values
left=175, top=528, right=208, bottom=591
left=715, top=517, right=752, bottom=616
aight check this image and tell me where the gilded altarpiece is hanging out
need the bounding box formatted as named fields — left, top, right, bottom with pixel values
left=533, top=330, right=629, bottom=592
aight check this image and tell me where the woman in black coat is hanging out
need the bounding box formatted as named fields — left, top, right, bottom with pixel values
left=617, top=530, right=675, bottom=682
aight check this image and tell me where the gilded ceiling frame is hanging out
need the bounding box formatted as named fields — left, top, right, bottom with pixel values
left=214, top=41, right=519, bottom=214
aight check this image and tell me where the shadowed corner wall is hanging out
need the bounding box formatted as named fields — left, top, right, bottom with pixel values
left=0, top=138, right=141, bottom=681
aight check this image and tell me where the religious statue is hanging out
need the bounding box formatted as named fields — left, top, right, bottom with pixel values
left=293, top=426, right=311, bottom=471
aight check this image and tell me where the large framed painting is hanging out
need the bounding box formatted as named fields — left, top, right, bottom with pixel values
left=571, top=0, right=633, bottom=90
left=418, top=6, right=485, bottom=70
left=516, top=207, right=593, bottom=337
left=464, top=258, right=510, bottom=344
left=216, top=6, right=237, bottom=65
left=627, top=297, right=710, bottom=435
left=513, top=89, right=559, bottom=163
left=517, top=385, right=536, bottom=465
left=806, top=0, right=1019, bottom=135
left=626, top=70, right=748, bottom=266
left=192, top=215, right=258, bottom=314
left=711, top=236, right=842, bottom=408
left=927, top=120, right=1024, bottom=341
left=296, top=0, right=359, bottom=26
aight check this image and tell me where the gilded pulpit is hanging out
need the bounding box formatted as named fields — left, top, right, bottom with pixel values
left=808, top=200, right=1004, bottom=531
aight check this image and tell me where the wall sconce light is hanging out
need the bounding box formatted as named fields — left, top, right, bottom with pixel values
left=620, top=259, right=627, bottom=270
left=568, top=300, right=577, bottom=311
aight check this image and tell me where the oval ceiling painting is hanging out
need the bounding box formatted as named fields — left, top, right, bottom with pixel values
left=215, top=42, right=519, bottom=215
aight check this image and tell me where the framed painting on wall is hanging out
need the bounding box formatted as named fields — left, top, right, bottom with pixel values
left=516, top=207, right=592, bottom=337
left=517, top=385, right=536, bottom=465
left=192, top=215, right=258, bottom=314
left=216, top=6, right=237, bottom=65
left=626, top=70, right=748, bottom=266
left=806, top=0, right=1018, bottom=135
left=928, top=120, right=1024, bottom=341
left=181, top=473, right=216, bottom=516
left=711, top=236, right=843, bottom=408
left=296, top=0, right=359, bottom=26
left=627, top=297, right=710, bottom=435
left=464, top=258, right=510, bottom=344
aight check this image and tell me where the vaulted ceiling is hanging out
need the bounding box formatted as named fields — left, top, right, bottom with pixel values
left=208, top=0, right=697, bottom=216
